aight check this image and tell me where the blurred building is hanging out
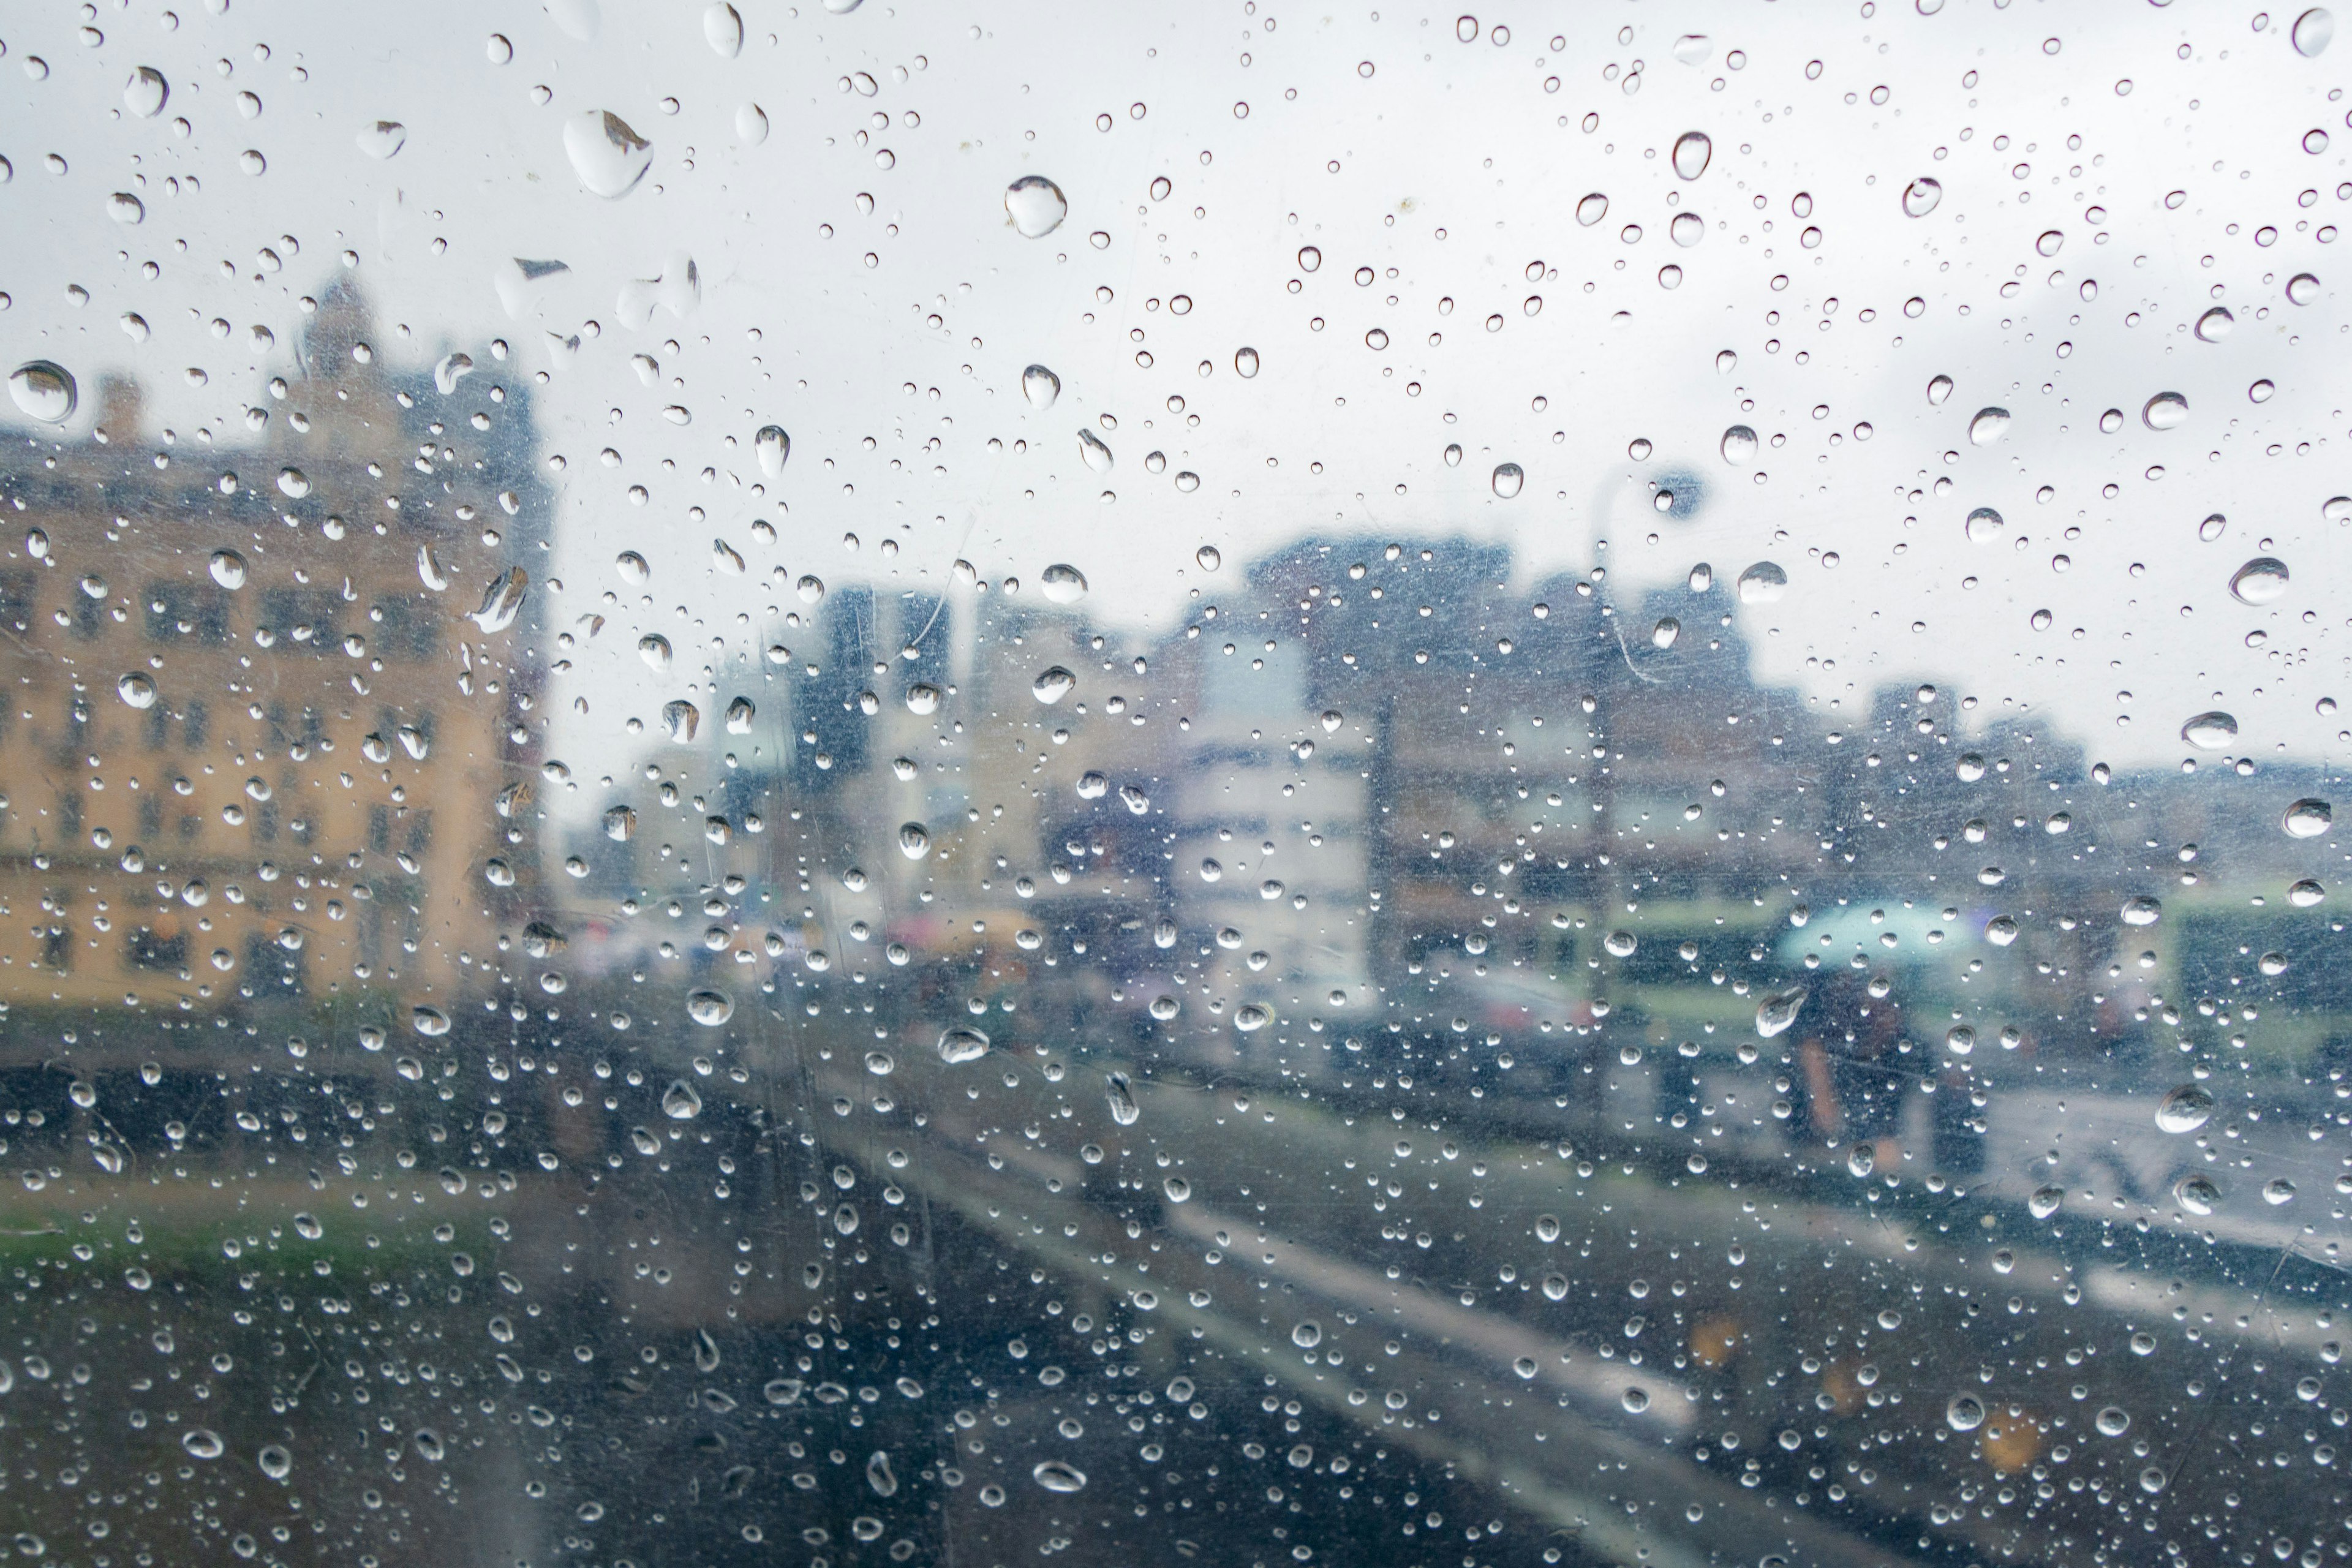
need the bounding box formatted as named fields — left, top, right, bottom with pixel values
left=0, top=279, right=550, bottom=1028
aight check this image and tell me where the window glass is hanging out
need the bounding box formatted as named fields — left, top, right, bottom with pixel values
left=1, top=4, right=2346, bottom=1565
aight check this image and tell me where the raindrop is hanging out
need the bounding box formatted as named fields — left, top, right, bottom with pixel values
left=797, top=574, right=826, bottom=603
left=2143, top=391, right=2190, bottom=430
left=1946, top=1395, right=1985, bottom=1433
left=2027, top=1186, right=2064, bottom=1219
left=1298, top=245, right=1322, bottom=271
left=662, top=699, right=701, bottom=743
left=1291, top=1321, right=1323, bottom=1349
left=413, top=1430, right=446, bottom=1463
left=907, top=683, right=942, bottom=715
left=1902, top=178, right=1943, bottom=217
left=1106, top=1072, right=1140, bottom=1126
left=1621, top=1386, right=1651, bottom=1414
left=1964, top=507, right=2007, bottom=545
left=2266, top=1177, right=2299, bottom=1205
left=704, top=2, right=744, bottom=57
left=736, top=102, right=769, bottom=143
left=2155, top=1084, right=2216, bottom=1134
left=638, top=635, right=673, bottom=673
left=1688, top=563, right=1713, bottom=592
left=1005, top=175, right=1069, bottom=238
left=2120, top=895, right=2163, bottom=927
left=662, top=1079, right=706, bottom=1120
left=1021, top=364, right=1061, bottom=409
left=2194, top=306, right=2234, bottom=342
left=116, top=673, right=156, bottom=709
left=2297, top=7, right=2335, bottom=54
left=1033, top=1460, right=1087, bottom=1494
left=2288, top=271, right=2323, bottom=304
left=1651, top=617, right=1679, bottom=649
left=1670, top=130, right=1712, bottom=179
left=2230, top=557, right=2291, bottom=604
left=1491, top=462, right=1524, bottom=499
left=1967, top=407, right=2010, bottom=445
left=1736, top=562, right=1789, bottom=604
left=258, top=1444, right=292, bottom=1480
left=9, top=361, right=77, bottom=424
left=108, top=192, right=145, bottom=225
left=1456, top=15, right=1479, bottom=41
left=1196, top=545, right=1222, bottom=572
left=1670, top=211, right=1704, bottom=247
left=1846, top=1144, right=1876, bottom=1178
left=1928, top=374, right=1954, bottom=405
left=1719, top=425, right=1758, bottom=464
left=2180, top=711, right=2237, bottom=749
left=2291, top=878, right=2329, bottom=906
left=1235, top=1004, right=1272, bottom=1032
left=470, top=568, right=527, bottom=633
left=1575, top=192, right=1609, bottom=225
left=1078, top=428, right=1114, bottom=472
left=1603, top=930, right=1638, bottom=957
left=1235, top=346, right=1261, bottom=377
left=865, top=1050, right=895, bottom=1076
left=1041, top=564, right=1088, bottom=603
left=687, top=990, right=733, bottom=1027
left=1673, top=32, right=1713, bottom=64
left=602, top=805, right=637, bottom=841
left=2283, top=798, right=2332, bottom=837
left=2199, top=513, right=2229, bottom=543
left=898, top=821, right=932, bottom=859
left=1075, top=771, right=1107, bottom=799
left=356, top=121, right=406, bottom=159
left=124, top=67, right=168, bottom=118
left=2173, top=1173, right=2220, bottom=1215
left=1164, top=1174, right=1193, bottom=1202
left=1754, top=985, right=1807, bottom=1038
left=753, top=425, right=790, bottom=477
left=2092, top=1406, right=2132, bottom=1438
left=1032, top=666, right=1077, bottom=704
left=412, top=1006, right=451, bottom=1037
left=564, top=110, right=654, bottom=199
left=938, top=1026, right=990, bottom=1065
left=183, top=1428, right=225, bottom=1460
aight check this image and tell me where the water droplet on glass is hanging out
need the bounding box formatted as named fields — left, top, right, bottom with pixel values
left=1650, top=617, right=1680, bottom=649
left=9, top=361, right=77, bottom=424
left=2155, top=1084, right=2216, bottom=1134
left=258, top=1444, right=293, bottom=1480
left=183, top=1428, right=225, bottom=1460
left=2289, top=271, right=2323, bottom=304
left=470, top=567, right=527, bottom=633
left=1669, top=211, right=1704, bottom=247
left=1902, top=177, right=1943, bottom=217
left=898, top=821, right=932, bottom=859
left=907, top=683, right=942, bottom=716
left=1670, top=130, right=1711, bottom=179
left=1106, top=1072, right=1140, bottom=1126
left=753, top=424, right=790, bottom=477
left=2143, top=391, right=2190, bottom=430
left=2180, top=711, right=2237, bottom=749
left=1603, top=930, right=1638, bottom=957
left=1033, top=1460, right=1087, bottom=1493
left=211, top=549, right=247, bottom=589
left=602, top=805, right=637, bottom=842
left=116, top=672, right=156, bottom=709
left=1231, top=344, right=1262, bottom=379
left=2297, top=6, right=2336, bottom=53
left=2027, top=1186, right=2064, bottom=1219
left=1235, top=1003, right=1272, bottom=1032
left=1846, top=1143, right=1877, bottom=1178
left=1946, top=1395, right=1985, bottom=1433
left=124, top=66, right=168, bottom=118
left=865, top=1450, right=899, bottom=1497
left=2199, top=513, right=2230, bottom=543
left=1196, top=545, right=1222, bottom=572
left=1672, top=32, right=1713, bottom=64
left=1720, top=425, right=1757, bottom=465
left=1736, top=562, right=1789, bottom=604
left=615, top=551, right=649, bottom=586
left=1928, top=374, right=1954, bottom=405
left=1964, top=507, right=2006, bottom=545
left=1968, top=407, right=2010, bottom=445
left=412, top=1006, right=451, bottom=1037
left=662, top=1079, right=707, bottom=1121
left=1291, top=1321, right=1322, bottom=1349
left=1032, top=666, right=1076, bottom=704
left=704, top=1, right=744, bottom=56
left=2173, top=1173, right=2221, bottom=1215
left=1621, top=1386, right=1651, bottom=1414
left=1491, top=462, right=1525, bottom=499
left=1078, top=428, right=1114, bottom=473
left=938, top=1026, right=990, bottom=1065
left=356, top=121, right=406, bottom=159
left=107, top=191, right=145, bottom=225
left=1041, top=564, right=1088, bottom=603
left=564, top=110, right=652, bottom=198
left=662, top=699, right=701, bottom=744
left=1005, top=175, right=1069, bottom=238
left=2230, top=556, right=2290, bottom=604
left=797, top=574, right=826, bottom=604
left=1019, top=365, right=1064, bottom=412
left=1754, top=985, right=1807, bottom=1038
left=2284, top=797, right=2333, bottom=837
left=1573, top=194, right=1611, bottom=229
left=2291, top=878, right=2329, bottom=906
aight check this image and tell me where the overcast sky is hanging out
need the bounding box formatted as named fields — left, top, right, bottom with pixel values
left=3, top=0, right=2348, bottom=772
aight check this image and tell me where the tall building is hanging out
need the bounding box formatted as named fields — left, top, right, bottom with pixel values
left=0, top=279, right=549, bottom=1028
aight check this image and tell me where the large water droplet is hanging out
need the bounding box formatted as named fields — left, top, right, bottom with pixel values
left=1033, top=1460, right=1088, bottom=1494
left=1235, top=345, right=1261, bottom=377
left=906, top=683, right=942, bottom=716
left=2283, top=797, right=2333, bottom=837
left=2291, top=878, right=2329, bottom=907
left=938, top=1025, right=990, bottom=1065
left=1575, top=192, right=1609, bottom=225
left=258, top=1444, right=293, bottom=1481
left=2229, top=556, right=2290, bottom=605
left=603, top=805, right=637, bottom=841
left=2027, top=1186, right=2064, bottom=1220
left=1673, top=32, right=1713, bottom=64
left=2094, top=1406, right=2133, bottom=1438
left=183, top=1428, right=225, bottom=1460
left=2297, top=7, right=2335, bottom=54
left=1621, top=1385, right=1651, bottom=1414
left=1946, top=1395, right=1985, bottom=1433
left=2120, top=895, right=2163, bottom=927
left=108, top=191, right=145, bottom=225
left=662, top=699, right=701, bottom=743
left=1670, top=130, right=1711, bottom=179
left=1719, top=424, right=1757, bottom=464
left=1902, top=177, right=1943, bottom=217
left=1754, top=985, right=1806, bottom=1038
left=1928, top=374, right=1954, bottom=405
left=124, top=66, right=168, bottom=118
left=471, top=567, right=527, bottom=633
left=1491, top=462, right=1524, bottom=499
left=2194, top=306, right=2234, bottom=342
left=2155, top=1083, right=2216, bottom=1134
left=1670, top=211, right=1705, bottom=247
left=2290, top=271, right=2323, bottom=305
left=356, top=121, right=406, bottom=159
left=898, top=821, right=932, bottom=859
left=412, top=1006, right=451, bottom=1036
left=704, top=1, right=744, bottom=56
left=9, top=361, right=77, bottom=424
left=1077, top=428, right=1114, bottom=473
left=1964, top=507, right=2007, bottom=545
left=1005, top=175, right=1069, bottom=238
left=615, top=551, right=649, bottom=586
left=1196, top=545, right=1222, bottom=573
left=1041, top=563, right=1088, bottom=603
left=1291, top=1320, right=1322, bottom=1349
left=1032, top=666, right=1077, bottom=704
left=662, top=1079, right=706, bottom=1119
left=1967, top=407, right=2010, bottom=445
left=753, top=424, right=790, bottom=477
left=1022, top=364, right=1061, bottom=408
left=1106, top=1072, right=1140, bottom=1126
left=116, top=672, right=156, bottom=709
left=639, top=634, right=673, bottom=673
left=2142, top=391, right=2190, bottom=430
left=865, top=1449, right=899, bottom=1497
left=564, top=110, right=653, bottom=198
left=2172, top=1172, right=2221, bottom=1215
left=1736, top=561, right=1788, bottom=604
left=211, top=549, right=247, bottom=589
left=2180, top=710, right=2237, bottom=749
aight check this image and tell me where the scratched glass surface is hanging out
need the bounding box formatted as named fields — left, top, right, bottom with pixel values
left=0, top=1, right=2348, bottom=1564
